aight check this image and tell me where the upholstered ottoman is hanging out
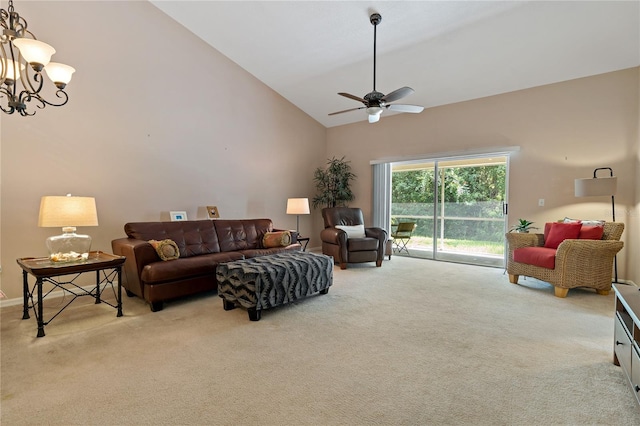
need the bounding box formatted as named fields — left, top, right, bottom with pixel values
left=216, top=251, right=333, bottom=321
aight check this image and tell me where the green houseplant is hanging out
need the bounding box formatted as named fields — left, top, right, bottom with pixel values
left=509, top=219, right=538, bottom=233
left=312, top=157, right=356, bottom=208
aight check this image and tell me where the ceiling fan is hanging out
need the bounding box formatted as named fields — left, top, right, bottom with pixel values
left=329, top=13, right=424, bottom=123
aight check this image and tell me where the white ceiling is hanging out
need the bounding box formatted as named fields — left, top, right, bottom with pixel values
left=150, top=1, right=640, bottom=128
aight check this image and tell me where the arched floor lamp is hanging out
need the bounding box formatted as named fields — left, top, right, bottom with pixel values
left=574, top=167, right=618, bottom=283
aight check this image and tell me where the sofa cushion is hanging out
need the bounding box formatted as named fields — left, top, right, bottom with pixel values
left=262, top=231, right=292, bottom=248
left=544, top=222, right=582, bottom=249
left=125, top=220, right=221, bottom=257
left=579, top=225, right=604, bottom=240
left=336, top=224, right=366, bottom=238
left=141, top=252, right=244, bottom=284
left=513, top=247, right=557, bottom=269
left=215, top=219, right=274, bottom=252
left=240, top=245, right=301, bottom=259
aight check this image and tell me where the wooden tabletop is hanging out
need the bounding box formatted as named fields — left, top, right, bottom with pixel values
left=16, top=251, right=126, bottom=278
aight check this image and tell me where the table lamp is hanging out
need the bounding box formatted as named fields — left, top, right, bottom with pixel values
left=38, top=194, right=99, bottom=262
left=286, top=198, right=310, bottom=234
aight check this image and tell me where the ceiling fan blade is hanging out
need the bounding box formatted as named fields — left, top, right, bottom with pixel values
left=381, top=87, right=415, bottom=103
left=338, top=92, right=367, bottom=103
left=386, top=104, right=424, bottom=113
left=328, top=106, right=365, bottom=116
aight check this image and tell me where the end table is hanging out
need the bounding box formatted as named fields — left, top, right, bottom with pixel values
left=17, top=251, right=126, bottom=337
left=297, top=236, right=310, bottom=251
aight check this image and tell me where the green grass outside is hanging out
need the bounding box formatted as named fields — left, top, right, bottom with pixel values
left=402, top=236, right=504, bottom=255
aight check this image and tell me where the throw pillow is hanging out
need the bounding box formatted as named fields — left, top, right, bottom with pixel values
left=543, top=222, right=582, bottom=249
left=563, top=217, right=605, bottom=227
left=335, top=224, right=366, bottom=238
left=149, top=239, right=180, bottom=261
left=263, top=231, right=292, bottom=248
left=579, top=225, right=604, bottom=240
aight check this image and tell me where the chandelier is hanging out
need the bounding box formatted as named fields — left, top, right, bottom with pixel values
left=0, top=0, right=74, bottom=116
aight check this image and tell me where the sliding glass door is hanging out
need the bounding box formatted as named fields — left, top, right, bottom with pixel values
left=390, top=155, right=508, bottom=267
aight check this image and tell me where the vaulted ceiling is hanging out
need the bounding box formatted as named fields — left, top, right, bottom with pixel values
left=150, top=1, right=640, bottom=128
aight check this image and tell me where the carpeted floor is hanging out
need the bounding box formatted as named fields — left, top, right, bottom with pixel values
left=1, top=256, right=639, bottom=425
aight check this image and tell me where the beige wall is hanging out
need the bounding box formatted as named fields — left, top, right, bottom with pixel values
left=1, top=2, right=637, bottom=302
left=326, top=67, right=639, bottom=284
left=0, top=1, right=326, bottom=300
left=631, top=67, right=640, bottom=285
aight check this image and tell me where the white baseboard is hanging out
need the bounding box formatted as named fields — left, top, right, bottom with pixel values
left=0, top=283, right=116, bottom=309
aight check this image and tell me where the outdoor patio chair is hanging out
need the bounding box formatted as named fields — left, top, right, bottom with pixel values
left=391, top=222, right=417, bottom=254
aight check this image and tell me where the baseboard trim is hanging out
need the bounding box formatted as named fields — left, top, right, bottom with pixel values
left=0, top=283, right=115, bottom=309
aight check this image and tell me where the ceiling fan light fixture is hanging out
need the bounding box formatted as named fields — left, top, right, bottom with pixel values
left=329, top=12, right=423, bottom=123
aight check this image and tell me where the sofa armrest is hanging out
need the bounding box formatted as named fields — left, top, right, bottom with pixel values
left=365, top=227, right=387, bottom=263
left=506, top=232, right=544, bottom=252
left=556, top=239, right=624, bottom=267
left=111, top=238, right=159, bottom=297
left=365, top=227, right=387, bottom=241
left=321, top=228, right=347, bottom=245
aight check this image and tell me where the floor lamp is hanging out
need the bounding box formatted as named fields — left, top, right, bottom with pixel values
left=574, top=167, right=618, bottom=282
left=286, top=198, right=310, bottom=235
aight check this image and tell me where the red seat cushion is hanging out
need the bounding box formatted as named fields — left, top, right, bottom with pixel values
left=513, top=247, right=557, bottom=269
left=579, top=225, right=604, bottom=240
left=544, top=222, right=582, bottom=249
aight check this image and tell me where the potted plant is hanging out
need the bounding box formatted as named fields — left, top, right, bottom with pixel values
left=312, top=156, right=356, bottom=208
left=509, top=219, right=538, bottom=233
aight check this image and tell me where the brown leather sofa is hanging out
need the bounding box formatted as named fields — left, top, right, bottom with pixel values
left=320, top=207, right=387, bottom=269
left=111, top=219, right=300, bottom=312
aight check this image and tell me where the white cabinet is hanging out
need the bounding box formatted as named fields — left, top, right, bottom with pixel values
left=613, top=284, right=640, bottom=405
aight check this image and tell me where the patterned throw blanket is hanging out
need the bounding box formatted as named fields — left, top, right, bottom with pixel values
left=216, top=251, right=333, bottom=311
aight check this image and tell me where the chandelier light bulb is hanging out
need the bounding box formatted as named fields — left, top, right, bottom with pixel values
left=1, top=58, right=25, bottom=82
left=44, top=62, right=75, bottom=89
left=13, top=38, right=55, bottom=71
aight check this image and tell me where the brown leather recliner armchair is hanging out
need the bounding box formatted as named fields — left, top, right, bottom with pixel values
left=321, top=207, right=387, bottom=270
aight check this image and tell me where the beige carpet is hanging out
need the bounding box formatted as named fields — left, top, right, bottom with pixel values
left=2, top=256, right=639, bottom=425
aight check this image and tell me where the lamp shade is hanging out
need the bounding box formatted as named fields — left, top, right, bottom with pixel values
left=38, top=195, right=99, bottom=227
left=286, top=198, right=310, bottom=215
left=13, top=38, right=55, bottom=67
left=574, top=177, right=617, bottom=197
left=44, top=62, right=75, bottom=86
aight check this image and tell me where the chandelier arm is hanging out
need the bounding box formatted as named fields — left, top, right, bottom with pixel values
left=0, top=0, right=73, bottom=116
left=0, top=43, right=7, bottom=84
left=0, top=86, right=16, bottom=113
left=19, top=59, right=44, bottom=95
left=39, top=89, right=69, bottom=107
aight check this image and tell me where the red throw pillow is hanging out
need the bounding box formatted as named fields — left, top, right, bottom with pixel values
left=544, top=222, right=582, bottom=249
left=579, top=225, right=604, bottom=240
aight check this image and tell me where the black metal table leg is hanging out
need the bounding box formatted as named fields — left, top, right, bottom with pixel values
left=22, top=271, right=30, bottom=320
left=116, top=266, right=123, bottom=317
left=95, top=270, right=101, bottom=304
left=37, top=278, right=45, bottom=338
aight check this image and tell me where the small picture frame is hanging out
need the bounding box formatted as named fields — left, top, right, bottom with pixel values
left=170, top=211, right=188, bottom=221
left=207, top=205, right=220, bottom=219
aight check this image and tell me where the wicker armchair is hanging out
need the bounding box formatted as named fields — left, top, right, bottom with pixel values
left=506, top=222, right=624, bottom=297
